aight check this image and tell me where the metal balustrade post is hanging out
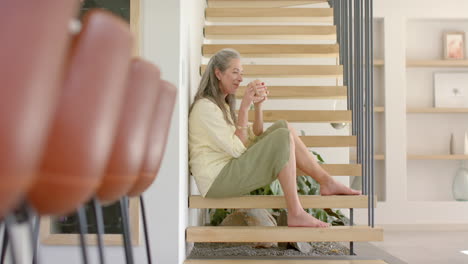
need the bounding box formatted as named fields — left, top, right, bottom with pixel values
left=343, top=0, right=349, bottom=88
left=349, top=0, right=355, bottom=134
left=369, top=0, right=376, bottom=228
left=364, top=0, right=371, bottom=226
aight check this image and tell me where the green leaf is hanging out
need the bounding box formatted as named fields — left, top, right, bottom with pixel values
left=210, top=209, right=232, bottom=226
left=311, top=151, right=325, bottom=164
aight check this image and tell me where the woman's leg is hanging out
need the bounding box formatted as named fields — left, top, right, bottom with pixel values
left=285, top=122, right=361, bottom=196
left=277, top=130, right=329, bottom=227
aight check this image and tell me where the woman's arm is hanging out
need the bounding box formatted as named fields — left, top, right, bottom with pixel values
left=253, top=82, right=268, bottom=136
left=253, top=103, right=263, bottom=136
left=235, top=102, right=250, bottom=146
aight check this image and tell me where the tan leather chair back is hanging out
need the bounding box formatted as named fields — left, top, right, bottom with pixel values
left=127, top=80, right=177, bottom=197
left=28, top=11, right=133, bottom=215
left=0, top=0, right=77, bottom=217
left=96, top=59, right=161, bottom=203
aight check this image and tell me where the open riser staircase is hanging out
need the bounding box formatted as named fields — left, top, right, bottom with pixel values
left=187, top=0, right=382, bottom=263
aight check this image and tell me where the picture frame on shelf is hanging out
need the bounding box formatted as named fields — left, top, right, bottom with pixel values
left=443, top=32, right=466, bottom=60
left=434, top=72, right=468, bottom=108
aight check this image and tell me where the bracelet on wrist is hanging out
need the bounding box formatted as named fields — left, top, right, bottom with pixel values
left=237, top=125, right=248, bottom=130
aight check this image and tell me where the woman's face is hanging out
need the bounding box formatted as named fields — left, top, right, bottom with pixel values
left=215, top=58, right=243, bottom=96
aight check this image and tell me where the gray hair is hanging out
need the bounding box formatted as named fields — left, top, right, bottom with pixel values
left=190, top=48, right=241, bottom=126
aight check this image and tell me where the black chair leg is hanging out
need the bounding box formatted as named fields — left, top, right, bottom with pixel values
left=0, top=222, right=8, bottom=264
left=31, top=215, right=40, bottom=264
left=140, top=195, right=152, bottom=264
left=119, top=197, right=134, bottom=264
left=3, top=215, right=17, bottom=264
left=76, top=207, right=89, bottom=264
left=92, top=198, right=106, bottom=264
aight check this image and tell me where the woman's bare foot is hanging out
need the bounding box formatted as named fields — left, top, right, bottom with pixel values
left=287, top=210, right=329, bottom=228
left=320, top=178, right=361, bottom=196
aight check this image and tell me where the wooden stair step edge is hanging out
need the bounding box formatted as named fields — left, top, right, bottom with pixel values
left=200, top=65, right=343, bottom=78
left=300, top=135, right=357, bottom=147
left=185, top=260, right=388, bottom=264
left=189, top=195, right=376, bottom=209
left=202, top=44, right=340, bottom=58
left=186, top=226, right=384, bottom=242
left=246, top=110, right=351, bottom=123
left=310, top=164, right=362, bottom=176
left=205, top=8, right=333, bottom=22
left=236, top=86, right=347, bottom=99
left=207, top=0, right=329, bottom=8
left=204, top=26, right=337, bottom=40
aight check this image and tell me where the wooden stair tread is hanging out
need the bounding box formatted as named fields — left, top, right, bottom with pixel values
left=246, top=110, right=351, bottom=123
left=204, top=25, right=337, bottom=40
left=185, top=260, right=388, bottom=264
left=190, top=195, right=374, bottom=209
left=201, top=65, right=343, bottom=78
left=236, top=86, right=347, bottom=99
left=310, top=164, right=362, bottom=177
left=207, top=0, right=328, bottom=8
left=186, top=226, right=384, bottom=242
left=300, top=135, right=357, bottom=147
left=203, top=44, right=340, bottom=58
left=206, top=8, right=333, bottom=22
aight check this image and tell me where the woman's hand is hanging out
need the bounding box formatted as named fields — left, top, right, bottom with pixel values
left=252, top=81, right=268, bottom=106
left=240, top=80, right=265, bottom=110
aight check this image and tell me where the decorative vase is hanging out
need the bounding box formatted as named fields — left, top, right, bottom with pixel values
left=330, top=100, right=348, bottom=130
left=452, top=161, right=468, bottom=201
left=450, top=133, right=455, bottom=155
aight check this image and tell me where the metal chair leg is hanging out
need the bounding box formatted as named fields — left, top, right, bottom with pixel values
left=140, top=195, right=152, bottom=264
left=31, top=215, right=41, bottom=264
left=76, top=207, right=89, bottom=264
left=92, top=198, right=106, bottom=264
left=19, top=204, right=41, bottom=264
left=3, top=215, right=17, bottom=264
left=0, top=223, right=8, bottom=264
left=119, top=197, right=134, bottom=264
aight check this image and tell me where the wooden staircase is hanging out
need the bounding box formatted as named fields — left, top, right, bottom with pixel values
left=187, top=0, right=385, bottom=263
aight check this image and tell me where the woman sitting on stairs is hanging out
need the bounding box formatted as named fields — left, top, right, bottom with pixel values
left=189, top=48, right=361, bottom=228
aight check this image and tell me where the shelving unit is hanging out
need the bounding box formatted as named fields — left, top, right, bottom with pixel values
left=405, top=18, right=468, bottom=208
left=353, top=0, right=468, bottom=227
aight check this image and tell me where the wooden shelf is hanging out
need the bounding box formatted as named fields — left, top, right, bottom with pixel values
left=375, top=106, right=385, bottom=112
left=408, top=155, right=468, bottom=160
left=374, top=59, right=384, bottom=66
left=407, top=60, right=468, bottom=67
left=407, top=107, right=468, bottom=113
